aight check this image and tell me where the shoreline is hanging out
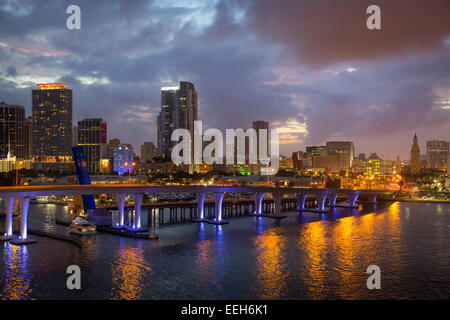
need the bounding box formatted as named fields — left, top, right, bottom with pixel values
left=390, top=198, right=450, bottom=204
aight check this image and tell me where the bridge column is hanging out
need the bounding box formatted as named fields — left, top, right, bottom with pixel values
left=115, top=193, right=126, bottom=228
left=208, top=192, right=228, bottom=225
left=250, top=192, right=265, bottom=216
left=295, top=193, right=307, bottom=210
left=191, top=192, right=207, bottom=222
left=10, top=197, right=36, bottom=245
left=346, top=192, right=359, bottom=208
left=132, top=193, right=144, bottom=230
left=315, top=192, right=328, bottom=213
left=327, top=192, right=339, bottom=207
left=0, top=197, right=15, bottom=241
left=268, top=191, right=287, bottom=219
left=367, top=194, right=378, bottom=204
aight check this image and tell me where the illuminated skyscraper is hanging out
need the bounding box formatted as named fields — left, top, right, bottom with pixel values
left=157, top=81, right=198, bottom=159
left=78, top=118, right=107, bottom=173
left=0, top=102, right=25, bottom=159
left=24, top=116, right=32, bottom=159
left=326, top=141, right=354, bottom=172
left=410, top=134, right=421, bottom=175
left=32, top=83, right=72, bottom=157
left=426, top=140, right=449, bottom=171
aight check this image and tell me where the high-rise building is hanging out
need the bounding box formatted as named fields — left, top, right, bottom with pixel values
left=292, top=151, right=303, bottom=172
left=77, top=118, right=107, bottom=173
left=0, top=102, right=25, bottom=159
left=426, top=140, right=449, bottom=171
left=306, top=146, right=327, bottom=156
left=141, top=142, right=158, bottom=162
left=24, top=116, right=32, bottom=159
left=253, top=120, right=269, bottom=161
left=32, top=83, right=72, bottom=157
left=326, top=141, right=354, bottom=172
left=410, top=134, right=421, bottom=175
left=106, top=138, right=121, bottom=159
left=157, top=81, right=198, bottom=159
left=72, top=126, right=78, bottom=146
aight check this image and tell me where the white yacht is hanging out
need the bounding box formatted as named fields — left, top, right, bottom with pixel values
left=69, top=216, right=97, bottom=235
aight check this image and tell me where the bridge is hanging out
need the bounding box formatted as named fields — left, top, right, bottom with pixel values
left=0, top=185, right=391, bottom=244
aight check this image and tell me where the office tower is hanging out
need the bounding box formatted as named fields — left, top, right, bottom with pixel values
left=141, top=142, right=158, bottom=162
left=410, top=134, right=421, bottom=175
left=106, top=138, right=121, bottom=159
left=113, top=144, right=133, bottom=175
left=326, top=141, right=354, bottom=172
left=24, top=116, right=32, bottom=158
left=72, top=126, right=78, bottom=146
left=0, top=102, right=25, bottom=159
left=78, top=118, right=107, bottom=173
left=157, top=81, right=198, bottom=159
left=306, top=146, right=327, bottom=156
left=358, top=153, right=366, bottom=160
left=366, top=153, right=381, bottom=176
left=253, top=120, right=269, bottom=161
left=312, top=153, right=340, bottom=174
left=32, top=83, right=72, bottom=157
left=426, top=140, right=449, bottom=171
left=292, top=151, right=303, bottom=172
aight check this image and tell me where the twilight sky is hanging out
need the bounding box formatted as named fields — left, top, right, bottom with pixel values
left=0, top=0, right=449, bottom=159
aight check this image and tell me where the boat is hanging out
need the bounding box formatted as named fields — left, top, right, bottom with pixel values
left=69, top=216, right=97, bottom=235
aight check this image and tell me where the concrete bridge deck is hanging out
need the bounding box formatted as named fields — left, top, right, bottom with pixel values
left=0, top=184, right=392, bottom=244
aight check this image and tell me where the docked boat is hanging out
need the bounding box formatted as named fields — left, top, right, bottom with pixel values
left=69, top=217, right=97, bottom=235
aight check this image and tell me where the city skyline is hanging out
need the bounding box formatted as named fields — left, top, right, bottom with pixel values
left=0, top=1, right=448, bottom=160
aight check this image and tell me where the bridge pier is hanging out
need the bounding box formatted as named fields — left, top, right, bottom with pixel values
left=127, top=193, right=147, bottom=232
left=0, top=197, right=15, bottom=241
left=249, top=192, right=265, bottom=216
left=10, top=197, right=36, bottom=245
left=266, top=191, right=287, bottom=219
left=115, top=193, right=126, bottom=228
left=366, top=194, right=378, bottom=204
left=327, top=192, right=339, bottom=207
left=314, top=192, right=329, bottom=213
left=191, top=192, right=208, bottom=222
left=295, top=193, right=308, bottom=210
left=208, top=192, right=228, bottom=225
left=345, top=192, right=359, bottom=208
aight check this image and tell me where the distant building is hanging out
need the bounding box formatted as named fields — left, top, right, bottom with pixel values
left=113, top=145, right=133, bottom=175
left=426, top=140, right=449, bottom=171
left=77, top=118, right=107, bottom=173
left=253, top=120, right=269, bottom=162
left=106, top=138, right=121, bottom=159
left=292, top=151, right=303, bottom=172
left=24, top=116, right=32, bottom=158
left=326, top=141, right=354, bottom=172
left=365, top=153, right=381, bottom=176
left=0, top=102, right=25, bottom=159
left=32, top=83, right=72, bottom=157
left=141, top=142, right=158, bottom=162
left=312, top=153, right=340, bottom=174
left=410, top=134, right=421, bottom=175
left=157, top=81, right=198, bottom=159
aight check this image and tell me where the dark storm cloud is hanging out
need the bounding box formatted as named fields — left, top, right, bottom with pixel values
left=0, top=0, right=448, bottom=158
left=246, top=0, right=450, bottom=66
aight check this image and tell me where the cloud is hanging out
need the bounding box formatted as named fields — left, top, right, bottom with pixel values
left=246, top=0, right=450, bottom=66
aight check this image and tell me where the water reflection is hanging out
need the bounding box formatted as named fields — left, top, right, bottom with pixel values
left=110, top=242, right=152, bottom=299
left=299, top=221, right=329, bottom=299
left=3, top=243, right=32, bottom=299
left=253, top=226, right=288, bottom=299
